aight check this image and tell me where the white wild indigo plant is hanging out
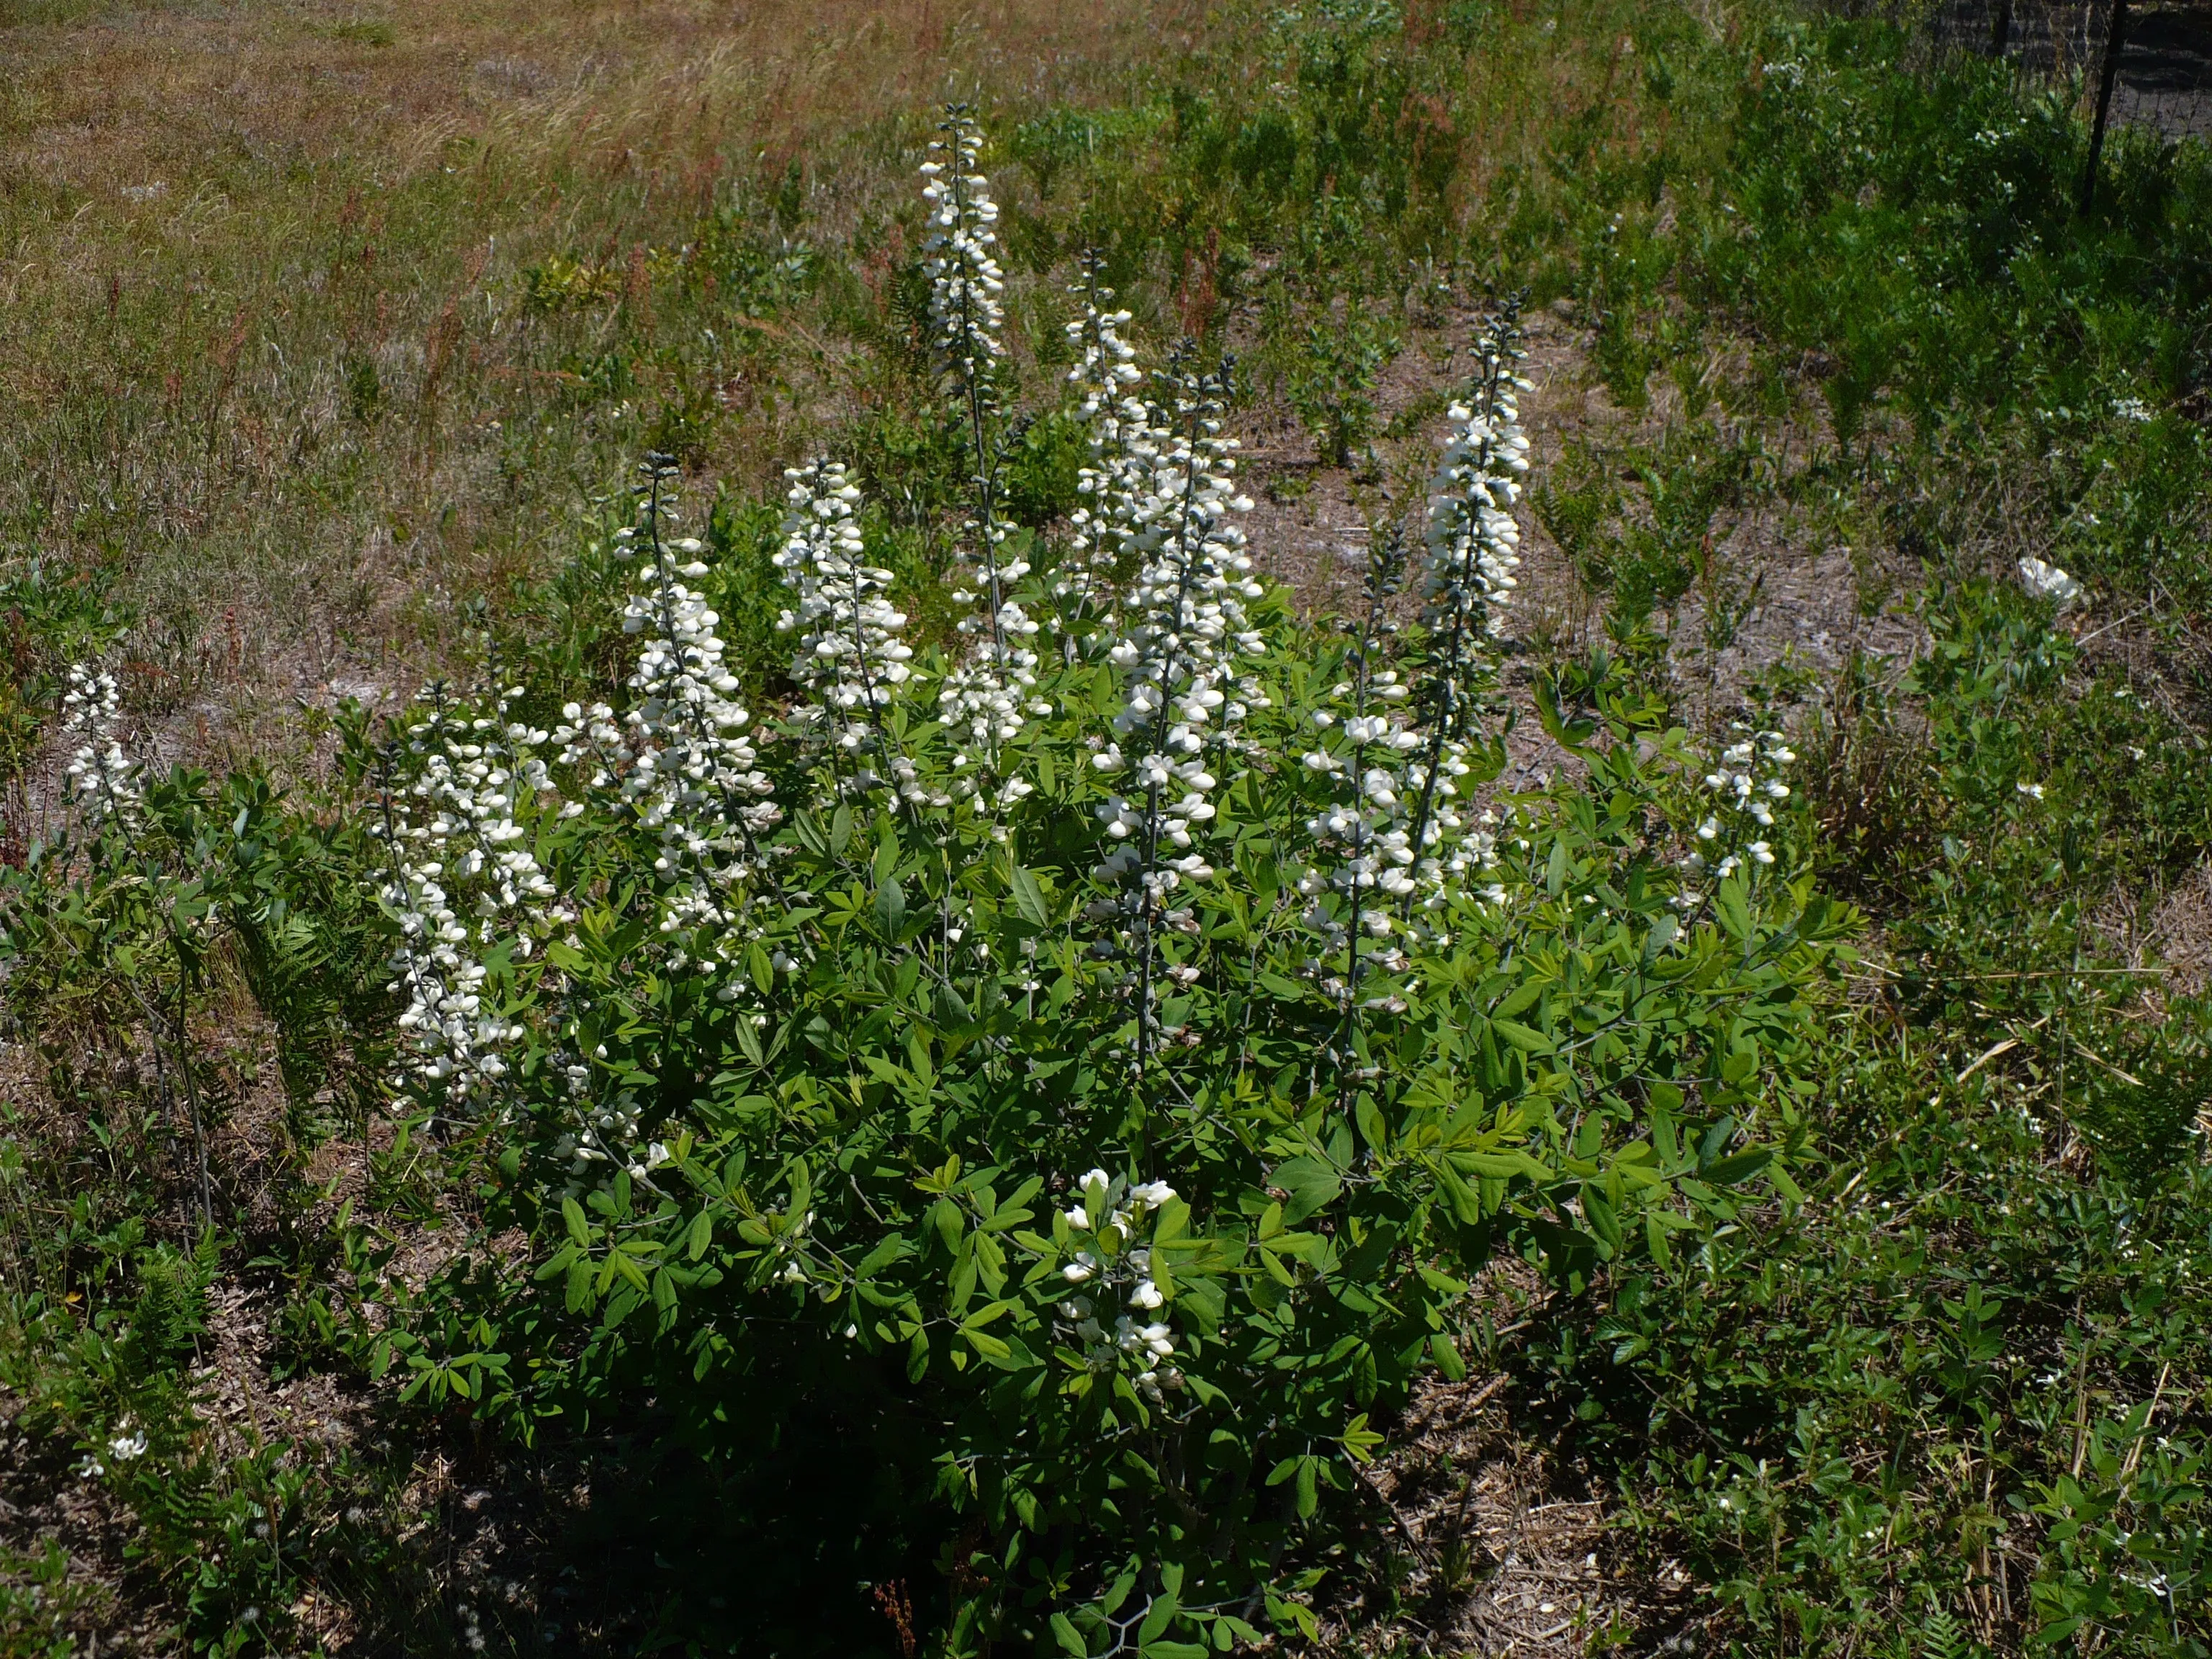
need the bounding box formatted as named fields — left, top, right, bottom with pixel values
left=363, top=120, right=1849, bottom=1659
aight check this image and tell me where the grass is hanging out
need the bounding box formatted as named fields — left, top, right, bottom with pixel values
left=0, top=0, right=2208, bottom=1653
left=0, top=0, right=1209, bottom=773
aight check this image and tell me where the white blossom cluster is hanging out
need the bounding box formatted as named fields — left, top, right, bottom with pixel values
left=1058, top=258, right=1151, bottom=621
left=1303, top=672, right=1422, bottom=914
left=379, top=683, right=567, bottom=1105
left=1344, top=303, right=1529, bottom=932
left=920, top=110, right=1046, bottom=767
left=1089, top=357, right=1264, bottom=912
left=379, top=853, right=505, bottom=1103
left=1421, top=305, right=1531, bottom=703
left=773, top=459, right=917, bottom=790
left=554, top=471, right=780, bottom=984
left=61, top=664, right=141, bottom=830
left=1689, top=726, right=1795, bottom=881
left=920, top=107, right=1007, bottom=398
left=1298, top=670, right=1503, bottom=979
left=548, top=1044, right=658, bottom=1183
left=937, top=616, right=1044, bottom=766
left=403, top=687, right=565, bottom=940
left=2019, top=556, right=2082, bottom=606
left=1055, top=1169, right=1185, bottom=1401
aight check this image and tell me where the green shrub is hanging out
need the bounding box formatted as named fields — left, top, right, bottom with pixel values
left=336, top=130, right=1847, bottom=1653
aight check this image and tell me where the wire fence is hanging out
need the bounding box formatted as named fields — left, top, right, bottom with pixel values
left=2094, top=0, right=2212, bottom=142
left=1860, top=0, right=2212, bottom=145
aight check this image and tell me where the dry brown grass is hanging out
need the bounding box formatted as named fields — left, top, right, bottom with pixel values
left=0, top=0, right=1215, bottom=781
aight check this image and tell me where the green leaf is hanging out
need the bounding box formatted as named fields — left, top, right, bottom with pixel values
left=1049, top=1613, right=1089, bottom=1658
left=1354, top=1092, right=1389, bottom=1154
left=685, top=1210, right=714, bottom=1262
left=1581, top=1187, right=1622, bottom=1254
left=1437, top=1161, right=1487, bottom=1227
left=1267, top=1596, right=1321, bottom=1640
left=962, top=1327, right=1012, bottom=1361
left=1272, top=1156, right=1341, bottom=1226
left=1009, top=864, right=1051, bottom=928
left=1704, top=1148, right=1773, bottom=1186
left=1137, top=1588, right=1178, bottom=1645
left=562, top=1197, right=590, bottom=1249
left=1341, top=1412, right=1385, bottom=1465
left=1770, top=1161, right=1807, bottom=1206
left=1492, top=1018, right=1552, bottom=1055
left=875, top=876, right=907, bottom=938
left=1447, top=1148, right=1550, bottom=1182
left=1715, top=876, right=1753, bottom=945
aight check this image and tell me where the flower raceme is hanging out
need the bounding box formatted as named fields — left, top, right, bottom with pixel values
left=1059, top=257, right=1152, bottom=624
left=773, top=458, right=915, bottom=782
left=1689, top=725, right=1796, bottom=881
left=922, top=107, right=1046, bottom=764
left=1420, top=303, right=1530, bottom=710
left=554, top=462, right=780, bottom=984
left=1054, top=1169, right=1187, bottom=1401
left=1364, top=302, right=1528, bottom=927
left=920, top=107, right=1007, bottom=397
left=62, top=664, right=141, bottom=830
left=378, top=680, right=568, bottom=1105
left=1089, top=355, right=1262, bottom=894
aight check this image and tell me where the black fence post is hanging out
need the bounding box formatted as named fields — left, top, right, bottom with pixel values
left=2080, top=0, right=2130, bottom=212
left=1991, top=0, right=2012, bottom=55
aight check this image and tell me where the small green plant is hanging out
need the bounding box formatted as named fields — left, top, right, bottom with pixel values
left=1285, top=292, right=1402, bottom=471
left=126, top=1237, right=212, bottom=1375
left=0, top=1541, right=107, bottom=1657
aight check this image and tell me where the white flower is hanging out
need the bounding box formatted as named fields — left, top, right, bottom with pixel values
left=2016, top=781, right=2045, bottom=801
left=61, top=664, right=142, bottom=829
left=1051, top=1169, right=1188, bottom=1380
left=1682, top=724, right=1794, bottom=895
left=608, top=462, right=781, bottom=952
left=922, top=109, right=1038, bottom=760
left=107, top=1429, right=148, bottom=1461
left=775, top=459, right=917, bottom=793
left=2018, top=557, right=2081, bottom=604
left=1422, top=309, right=1529, bottom=657
left=1341, top=300, right=1533, bottom=927
left=379, top=673, right=568, bottom=1108
left=1058, top=255, right=1150, bottom=622
left=1086, top=354, right=1265, bottom=992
